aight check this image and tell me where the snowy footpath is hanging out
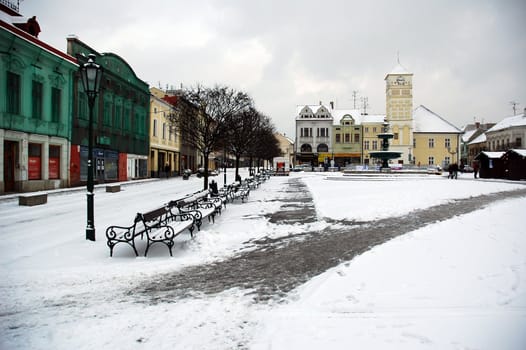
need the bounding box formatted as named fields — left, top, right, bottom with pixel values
left=1, top=171, right=525, bottom=349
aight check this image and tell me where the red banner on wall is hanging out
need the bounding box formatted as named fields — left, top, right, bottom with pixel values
left=28, top=157, right=41, bottom=180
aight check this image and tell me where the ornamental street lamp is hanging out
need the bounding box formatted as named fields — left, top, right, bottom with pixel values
left=80, top=54, right=102, bottom=241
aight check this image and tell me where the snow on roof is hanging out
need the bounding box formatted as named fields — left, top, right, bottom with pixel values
left=296, top=104, right=329, bottom=116
left=480, top=151, right=505, bottom=159
left=413, top=105, right=461, bottom=133
left=462, top=129, right=477, bottom=142
left=330, top=109, right=361, bottom=125
left=486, top=113, right=526, bottom=132
left=363, top=114, right=387, bottom=123
left=468, top=133, right=486, bottom=145
left=388, top=63, right=411, bottom=75
left=509, top=149, right=526, bottom=157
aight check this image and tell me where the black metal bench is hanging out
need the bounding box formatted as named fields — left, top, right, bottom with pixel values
left=169, top=193, right=217, bottom=231
left=105, top=206, right=195, bottom=257
left=227, top=181, right=250, bottom=202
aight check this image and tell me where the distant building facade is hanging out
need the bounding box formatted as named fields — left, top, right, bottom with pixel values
left=67, top=37, right=150, bottom=185
left=149, top=87, right=180, bottom=177
left=485, top=110, right=526, bottom=152
left=412, top=105, right=462, bottom=167
left=294, top=104, right=334, bottom=166
left=294, top=63, right=462, bottom=168
left=274, top=132, right=294, bottom=169
left=385, top=63, right=414, bottom=163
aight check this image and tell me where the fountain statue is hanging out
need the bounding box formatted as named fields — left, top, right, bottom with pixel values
left=368, top=119, right=402, bottom=170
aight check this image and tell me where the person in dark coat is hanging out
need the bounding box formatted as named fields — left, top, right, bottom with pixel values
left=473, top=161, right=479, bottom=179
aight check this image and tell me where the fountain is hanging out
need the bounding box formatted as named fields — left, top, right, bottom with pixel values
left=368, top=119, right=402, bottom=170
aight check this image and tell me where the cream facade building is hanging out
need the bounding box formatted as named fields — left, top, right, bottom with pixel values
left=274, top=132, right=294, bottom=168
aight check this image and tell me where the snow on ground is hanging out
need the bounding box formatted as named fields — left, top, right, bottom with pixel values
left=1, top=170, right=525, bottom=349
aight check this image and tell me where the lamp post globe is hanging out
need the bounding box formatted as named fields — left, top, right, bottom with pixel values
left=79, top=54, right=102, bottom=241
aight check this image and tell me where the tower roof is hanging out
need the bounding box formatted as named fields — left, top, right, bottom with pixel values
left=389, top=63, right=411, bottom=75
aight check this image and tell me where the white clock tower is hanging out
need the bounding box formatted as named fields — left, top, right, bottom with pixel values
left=385, top=62, right=414, bottom=164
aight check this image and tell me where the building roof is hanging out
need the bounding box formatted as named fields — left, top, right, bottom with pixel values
left=486, top=112, right=526, bottom=132
left=0, top=17, right=77, bottom=66
left=462, top=129, right=478, bottom=142
left=296, top=104, right=325, bottom=116
left=479, top=151, right=505, bottom=159
left=413, top=105, right=461, bottom=133
left=388, top=63, right=411, bottom=75
left=509, top=149, right=526, bottom=157
left=468, top=133, right=486, bottom=145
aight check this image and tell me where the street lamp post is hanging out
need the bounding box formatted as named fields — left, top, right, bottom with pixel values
left=80, top=54, right=102, bottom=241
left=223, top=148, right=227, bottom=187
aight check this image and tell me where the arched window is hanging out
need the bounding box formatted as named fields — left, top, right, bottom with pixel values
left=317, top=144, right=328, bottom=152
left=301, top=144, right=312, bottom=152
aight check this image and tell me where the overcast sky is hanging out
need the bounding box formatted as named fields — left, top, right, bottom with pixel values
left=22, top=0, right=526, bottom=137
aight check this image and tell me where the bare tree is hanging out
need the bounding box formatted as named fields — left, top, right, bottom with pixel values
left=225, top=107, right=264, bottom=180
left=169, top=84, right=252, bottom=189
left=246, top=114, right=281, bottom=172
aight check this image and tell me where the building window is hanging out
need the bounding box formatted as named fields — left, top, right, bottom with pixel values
left=445, top=138, right=451, bottom=148
left=364, top=141, right=370, bottom=150
left=115, top=105, right=122, bottom=129
left=162, top=123, right=166, bottom=139
left=372, top=141, right=378, bottom=150
left=335, top=134, right=341, bottom=143
left=345, top=133, right=350, bottom=143
left=78, top=92, right=88, bottom=120
left=49, top=145, right=60, bottom=179
left=354, top=134, right=360, bottom=143
left=365, top=127, right=369, bottom=133
left=7, top=71, right=21, bottom=114
left=32, top=80, right=43, bottom=119
left=123, top=106, right=131, bottom=131
left=51, top=87, right=61, bottom=122
left=301, top=127, right=312, bottom=137
left=445, top=156, right=450, bottom=165
left=373, top=127, right=377, bottom=133
left=428, top=156, right=434, bottom=165
left=516, top=137, right=522, bottom=148
left=394, top=133, right=399, bottom=140
left=413, top=138, right=416, bottom=148
left=28, top=143, right=42, bottom=180
left=153, top=119, right=158, bottom=137
left=428, top=138, right=434, bottom=148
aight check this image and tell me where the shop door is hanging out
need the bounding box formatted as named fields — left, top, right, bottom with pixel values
left=96, top=157, right=105, bottom=183
left=3, top=141, right=17, bottom=192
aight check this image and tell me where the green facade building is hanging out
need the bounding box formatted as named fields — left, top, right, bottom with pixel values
left=1, top=4, right=78, bottom=193
left=66, top=37, right=149, bottom=185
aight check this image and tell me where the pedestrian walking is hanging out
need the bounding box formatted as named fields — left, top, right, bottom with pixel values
left=473, top=161, right=479, bottom=179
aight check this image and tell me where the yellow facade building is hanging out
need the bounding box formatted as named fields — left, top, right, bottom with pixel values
left=412, top=105, right=461, bottom=167
left=149, top=87, right=181, bottom=177
left=385, top=63, right=414, bottom=163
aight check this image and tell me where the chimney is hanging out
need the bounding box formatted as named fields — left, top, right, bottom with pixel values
left=330, top=101, right=334, bottom=109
